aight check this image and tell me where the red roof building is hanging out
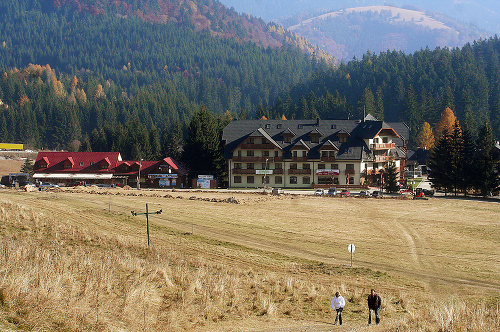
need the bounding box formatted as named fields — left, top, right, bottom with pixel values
left=33, top=152, right=187, bottom=188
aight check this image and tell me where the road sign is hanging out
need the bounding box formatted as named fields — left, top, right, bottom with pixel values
left=348, top=243, right=356, bottom=267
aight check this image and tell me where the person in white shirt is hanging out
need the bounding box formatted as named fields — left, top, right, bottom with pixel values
left=331, top=291, right=346, bottom=325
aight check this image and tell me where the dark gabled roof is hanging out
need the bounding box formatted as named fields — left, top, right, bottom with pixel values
left=222, top=116, right=408, bottom=160
left=318, top=140, right=339, bottom=150
left=290, top=139, right=310, bottom=150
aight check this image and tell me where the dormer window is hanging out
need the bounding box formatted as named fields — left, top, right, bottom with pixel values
left=277, top=124, right=282, bottom=129
left=298, top=124, right=303, bottom=129
left=79, top=162, right=84, bottom=166
left=331, top=124, right=336, bottom=129
left=265, top=124, right=270, bottom=129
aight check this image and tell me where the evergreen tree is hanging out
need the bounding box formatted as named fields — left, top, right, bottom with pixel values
left=182, top=106, right=223, bottom=183
left=474, top=122, right=500, bottom=196
left=384, top=159, right=399, bottom=193
left=428, top=128, right=454, bottom=195
left=20, top=157, right=34, bottom=178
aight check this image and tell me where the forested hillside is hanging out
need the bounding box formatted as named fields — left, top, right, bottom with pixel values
left=0, top=0, right=329, bottom=155
left=266, top=38, right=500, bottom=146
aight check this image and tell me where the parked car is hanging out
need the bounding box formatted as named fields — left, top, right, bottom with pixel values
left=400, top=188, right=414, bottom=196
left=339, top=189, right=350, bottom=197
left=271, top=188, right=283, bottom=195
left=39, top=182, right=59, bottom=189
left=19, top=181, right=36, bottom=188
left=358, top=190, right=370, bottom=197
left=327, top=187, right=337, bottom=196
left=422, top=189, right=435, bottom=196
left=314, top=188, right=325, bottom=196
left=372, top=190, right=382, bottom=197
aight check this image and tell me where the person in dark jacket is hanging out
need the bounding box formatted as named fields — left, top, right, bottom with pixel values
left=367, top=289, right=381, bottom=325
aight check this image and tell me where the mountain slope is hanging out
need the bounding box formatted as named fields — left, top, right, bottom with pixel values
left=0, top=0, right=332, bottom=151
left=218, top=0, right=500, bottom=34
left=287, top=5, right=487, bottom=60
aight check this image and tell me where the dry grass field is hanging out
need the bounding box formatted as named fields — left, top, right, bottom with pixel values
left=0, top=187, right=499, bottom=331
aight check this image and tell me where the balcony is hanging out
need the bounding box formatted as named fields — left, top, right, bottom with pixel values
left=345, top=169, right=355, bottom=175
left=272, top=169, right=284, bottom=174
left=291, top=157, right=308, bottom=162
left=371, top=143, right=396, bottom=150
left=288, top=169, right=312, bottom=175
left=320, top=157, right=336, bottom=162
left=240, top=143, right=275, bottom=149
left=374, top=155, right=392, bottom=162
left=232, top=156, right=282, bottom=162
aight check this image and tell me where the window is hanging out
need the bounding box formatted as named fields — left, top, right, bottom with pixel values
left=275, top=176, right=282, bottom=184
left=298, top=124, right=303, bottom=129
left=293, top=151, right=298, bottom=157
left=90, top=162, right=95, bottom=166
left=303, top=177, right=311, bottom=184
left=290, top=163, right=297, bottom=169
left=275, top=163, right=282, bottom=169
left=332, top=164, right=339, bottom=169
left=290, top=176, right=298, bottom=184
left=262, top=138, right=268, bottom=144
left=348, top=177, right=355, bottom=184
left=234, top=163, right=241, bottom=169
left=237, top=150, right=242, bottom=157
left=374, top=138, right=379, bottom=143
left=79, top=162, right=84, bottom=166
left=329, top=151, right=336, bottom=157
left=247, top=176, right=254, bottom=183
left=64, top=163, right=72, bottom=169
left=262, top=163, right=267, bottom=169
left=318, top=163, right=325, bottom=169
left=263, top=150, right=270, bottom=157
left=383, top=137, right=388, bottom=143
left=284, top=136, right=291, bottom=143
left=302, top=151, right=307, bottom=157
left=346, top=164, right=354, bottom=170
left=331, top=124, right=337, bottom=129
left=277, top=124, right=282, bottom=129
left=248, top=138, right=255, bottom=144
left=234, top=176, right=242, bottom=183
left=321, top=151, right=328, bottom=157
left=265, top=124, right=270, bottom=129
left=247, top=150, right=254, bottom=157
left=333, top=177, right=340, bottom=184
left=339, top=136, right=347, bottom=143
left=303, top=163, right=310, bottom=169
left=247, top=163, right=254, bottom=169
left=274, top=151, right=279, bottom=157
left=311, top=136, right=319, bottom=143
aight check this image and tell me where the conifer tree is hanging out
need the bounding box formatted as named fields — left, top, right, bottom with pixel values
left=474, top=122, right=499, bottom=196
left=383, top=159, right=399, bottom=193
left=182, top=106, right=222, bottom=182
left=428, top=128, right=454, bottom=195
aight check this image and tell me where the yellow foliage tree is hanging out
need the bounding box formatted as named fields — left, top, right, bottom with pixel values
left=434, top=107, right=457, bottom=138
left=416, top=122, right=435, bottom=149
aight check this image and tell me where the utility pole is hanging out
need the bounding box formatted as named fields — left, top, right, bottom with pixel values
left=131, top=203, right=162, bottom=247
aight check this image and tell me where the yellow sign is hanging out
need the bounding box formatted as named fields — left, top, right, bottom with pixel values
left=0, top=143, right=24, bottom=150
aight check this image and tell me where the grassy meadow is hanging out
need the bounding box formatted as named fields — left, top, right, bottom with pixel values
left=0, top=188, right=499, bottom=331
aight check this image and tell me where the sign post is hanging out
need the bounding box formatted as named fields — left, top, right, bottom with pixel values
left=348, top=243, right=356, bottom=267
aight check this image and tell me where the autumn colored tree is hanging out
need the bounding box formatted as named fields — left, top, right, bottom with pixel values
left=416, top=122, right=435, bottom=149
left=434, top=107, right=457, bottom=140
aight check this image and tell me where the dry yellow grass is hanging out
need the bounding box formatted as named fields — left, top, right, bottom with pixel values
left=0, top=189, right=498, bottom=331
